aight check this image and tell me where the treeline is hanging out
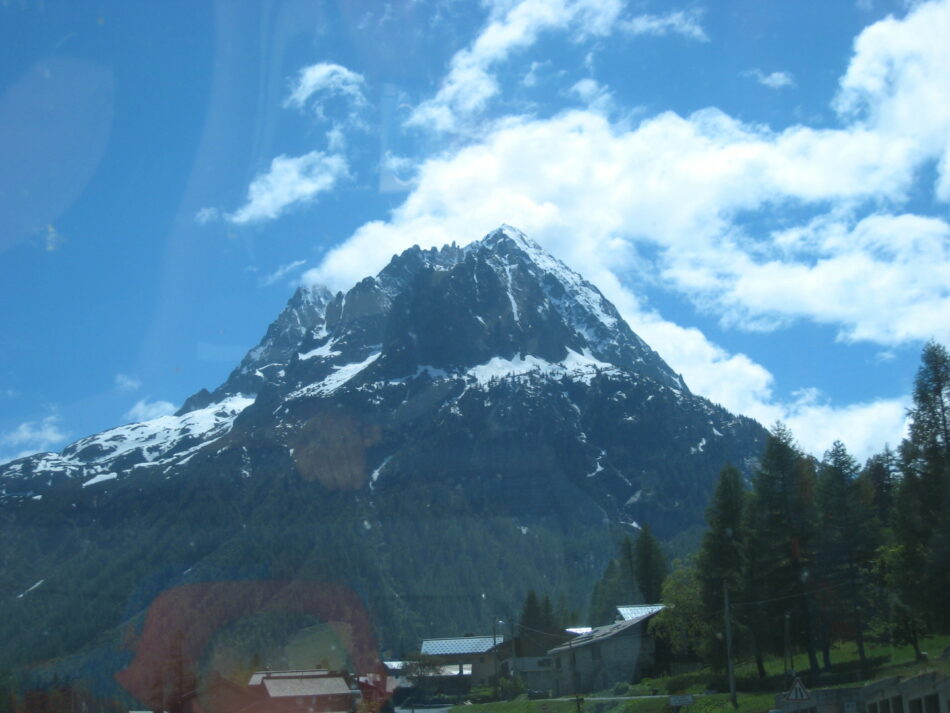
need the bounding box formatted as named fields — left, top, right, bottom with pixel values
left=589, top=525, right=668, bottom=625
left=651, top=341, right=950, bottom=681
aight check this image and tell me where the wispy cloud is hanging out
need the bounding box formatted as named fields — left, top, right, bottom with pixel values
left=194, top=207, right=220, bottom=225
left=744, top=68, right=796, bottom=89
left=620, top=9, right=709, bottom=41
left=1, top=415, right=69, bottom=461
left=261, top=260, right=307, bottom=286
left=522, top=60, right=551, bottom=87
left=124, top=398, right=176, bottom=422
left=226, top=151, right=348, bottom=224
left=285, top=63, right=367, bottom=117
left=44, top=224, right=65, bottom=251
left=379, top=152, right=418, bottom=193
left=407, top=0, right=624, bottom=133
left=114, top=373, right=141, bottom=391
left=570, top=78, right=615, bottom=114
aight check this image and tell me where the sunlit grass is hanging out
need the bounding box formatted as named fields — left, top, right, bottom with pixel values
left=449, top=634, right=950, bottom=713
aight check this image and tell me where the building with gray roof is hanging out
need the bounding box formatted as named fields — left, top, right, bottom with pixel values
left=547, top=605, right=665, bottom=694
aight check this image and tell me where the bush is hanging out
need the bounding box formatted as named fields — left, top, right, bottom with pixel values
left=613, top=682, right=630, bottom=696
left=498, top=675, right=525, bottom=700
left=468, top=686, right=495, bottom=703
left=664, top=675, right=692, bottom=694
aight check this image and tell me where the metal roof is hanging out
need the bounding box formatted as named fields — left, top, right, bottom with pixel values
left=548, top=606, right=665, bottom=655
left=420, top=635, right=503, bottom=655
left=248, top=669, right=330, bottom=686
left=263, top=676, right=357, bottom=698
left=616, top=604, right=665, bottom=621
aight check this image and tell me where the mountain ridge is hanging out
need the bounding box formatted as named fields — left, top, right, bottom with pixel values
left=0, top=225, right=766, bottom=686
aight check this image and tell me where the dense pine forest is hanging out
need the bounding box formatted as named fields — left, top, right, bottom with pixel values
left=647, top=341, right=950, bottom=683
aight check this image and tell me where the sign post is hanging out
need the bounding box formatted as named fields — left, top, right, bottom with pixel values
left=785, top=678, right=810, bottom=702
left=670, top=694, right=694, bottom=712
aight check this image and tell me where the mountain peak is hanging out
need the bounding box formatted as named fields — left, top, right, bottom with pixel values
left=481, top=223, right=533, bottom=249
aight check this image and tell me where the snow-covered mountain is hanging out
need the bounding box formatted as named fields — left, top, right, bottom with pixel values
left=1, top=225, right=738, bottom=505
left=0, top=226, right=764, bottom=682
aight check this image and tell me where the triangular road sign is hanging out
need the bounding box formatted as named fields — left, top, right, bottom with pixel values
left=786, top=677, right=810, bottom=701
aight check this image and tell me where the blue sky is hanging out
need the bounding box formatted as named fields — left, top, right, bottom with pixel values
left=1, top=0, right=948, bottom=462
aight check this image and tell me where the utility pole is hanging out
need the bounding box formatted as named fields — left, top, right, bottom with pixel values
left=784, top=611, right=794, bottom=681
left=509, top=618, right=519, bottom=686
left=492, top=620, right=501, bottom=700
left=568, top=636, right=581, bottom=713
left=723, top=581, right=737, bottom=710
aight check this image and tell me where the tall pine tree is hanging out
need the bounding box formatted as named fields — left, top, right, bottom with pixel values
left=893, top=342, right=950, bottom=632
left=696, top=465, right=746, bottom=669
left=634, top=525, right=667, bottom=604
left=742, top=424, right=820, bottom=679
left=815, top=441, right=878, bottom=676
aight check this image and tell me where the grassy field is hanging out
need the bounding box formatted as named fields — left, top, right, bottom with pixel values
left=447, top=693, right=776, bottom=713
left=448, top=634, right=950, bottom=713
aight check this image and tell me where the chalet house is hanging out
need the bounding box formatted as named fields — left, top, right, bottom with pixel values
left=192, top=669, right=362, bottom=713
left=246, top=669, right=361, bottom=713
left=420, top=635, right=504, bottom=688
left=547, top=604, right=665, bottom=694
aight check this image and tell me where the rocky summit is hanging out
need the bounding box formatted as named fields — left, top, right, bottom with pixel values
left=0, top=225, right=765, bottom=686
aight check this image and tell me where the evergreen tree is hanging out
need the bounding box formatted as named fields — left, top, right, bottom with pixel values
left=633, top=525, right=667, bottom=604
left=539, top=594, right=559, bottom=638
left=696, top=465, right=746, bottom=668
left=861, top=447, right=898, bottom=527
left=815, top=441, right=878, bottom=676
left=588, top=537, right=645, bottom=626
left=517, top=590, right=545, bottom=656
left=742, top=424, right=819, bottom=679
left=618, top=536, right=642, bottom=604
left=897, top=341, right=950, bottom=630
left=589, top=559, right=622, bottom=626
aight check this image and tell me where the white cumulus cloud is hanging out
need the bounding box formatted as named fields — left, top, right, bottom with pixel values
left=834, top=0, right=950, bottom=198
left=305, top=1, right=950, bottom=459
left=124, top=399, right=176, bottom=422
left=227, top=151, right=348, bottom=224
left=1, top=415, right=69, bottom=461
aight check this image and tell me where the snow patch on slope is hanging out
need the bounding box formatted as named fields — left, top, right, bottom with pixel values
left=17, top=579, right=44, bottom=598
left=63, top=394, right=255, bottom=465
left=289, top=352, right=381, bottom=399
left=466, top=348, right=614, bottom=385
left=83, top=472, right=118, bottom=488
left=299, top=339, right=341, bottom=360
